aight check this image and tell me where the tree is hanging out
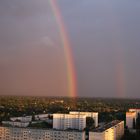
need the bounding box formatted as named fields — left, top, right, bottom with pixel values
left=133, top=118, right=136, bottom=129
left=86, top=117, right=94, bottom=129
left=136, top=113, right=140, bottom=129
left=32, top=115, right=35, bottom=121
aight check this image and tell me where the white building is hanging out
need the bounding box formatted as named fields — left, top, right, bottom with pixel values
left=0, top=126, right=85, bottom=140
left=89, top=120, right=124, bottom=140
left=70, top=111, right=98, bottom=127
left=35, top=114, right=50, bottom=121
left=10, top=116, right=32, bottom=122
left=126, top=112, right=137, bottom=128
left=53, top=114, right=86, bottom=130
left=129, top=108, right=140, bottom=117
left=2, top=121, right=29, bottom=128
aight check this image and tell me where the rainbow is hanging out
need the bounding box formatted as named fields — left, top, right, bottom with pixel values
left=49, top=0, right=77, bottom=97
left=115, top=47, right=126, bottom=98
left=109, top=3, right=126, bottom=98
left=48, top=1, right=126, bottom=98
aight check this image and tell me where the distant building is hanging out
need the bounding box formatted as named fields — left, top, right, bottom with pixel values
left=2, top=116, right=32, bottom=128
left=2, top=121, right=29, bottom=128
left=129, top=108, right=140, bottom=117
left=10, top=116, right=32, bottom=122
left=89, top=120, right=124, bottom=140
left=35, top=114, right=50, bottom=121
left=0, top=126, right=85, bottom=140
left=126, top=112, right=137, bottom=128
left=53, top=114, right=86, bottom=130
left=69, top=111, right=98, bottom=127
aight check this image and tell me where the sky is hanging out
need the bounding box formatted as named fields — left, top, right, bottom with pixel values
left=0, top=0, right=140, bottom=98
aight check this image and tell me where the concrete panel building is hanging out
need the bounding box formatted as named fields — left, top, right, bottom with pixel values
left=35, top=114, right=50, bottom=121
left=126, top=112, right=137, bottom=128
left=2, top=121, right=29, bottom=128
left=129, top=109, right=140, bottom=117
left=0, top=126, right=85, bottom=140
left=89, top=120, right=124, bottom=140
left=53, top=114, right=86, bottom=130
left=69, top=112, right=98, bottom=127
left=10, top=116, right=32, bottom=122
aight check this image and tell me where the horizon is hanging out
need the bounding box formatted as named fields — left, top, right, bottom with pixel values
left=1, top=94, right=140, bottom=100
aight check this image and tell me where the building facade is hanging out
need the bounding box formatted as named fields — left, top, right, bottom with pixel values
left=10, top=116, right=32, bottom=122
left=89, top=120, right=124, bottom=140
left=0, top=126, right=85, bottom=140
left=126, top=112, right=137, bottom=128
left=53, top=114, right=86, bottom=130
left=35, top=114, right=51, bottom=121
left=2, top=121, right=29, bottom=128
left=69, top=112, right=98, bottom=127
left=129, top=109, right=140, bottom=117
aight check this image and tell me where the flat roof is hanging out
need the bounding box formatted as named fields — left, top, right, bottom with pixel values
left=0, top=126, right=84, bottom=132
left=91, top=120, right=123, bottom=132
left=126, top=112, right=136, bottom=115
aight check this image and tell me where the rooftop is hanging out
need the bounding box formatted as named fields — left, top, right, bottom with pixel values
left=0, top=125, right=84, bottom=132
left=92, top=120, right=123, bottom=132
left=126, top=112, right=136, bottom=116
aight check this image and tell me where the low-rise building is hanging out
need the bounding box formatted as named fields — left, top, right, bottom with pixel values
left=10, top=116, right=32, bottom=122
left=2, top=121, right=29, bottom=128
left=89, top=120, right=124, bottom=140
left=35, top=114, right=50, bottom=121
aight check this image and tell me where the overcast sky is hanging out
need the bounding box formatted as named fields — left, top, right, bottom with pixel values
left=0, top=0, right=140, bottom=98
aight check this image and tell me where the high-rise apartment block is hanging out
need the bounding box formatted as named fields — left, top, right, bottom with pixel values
left=89, top=120, right=124, bottom=140
left=53, top=114, right=86, bottom=130
left=129, top=108, right=140, bottom=117
left=126, top=111, right=137, bottom=128
left=0, top=126, right=85, bottom=140
left=69, top=112, right=98, bottom=127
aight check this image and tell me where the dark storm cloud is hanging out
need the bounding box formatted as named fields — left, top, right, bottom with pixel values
left=0, top=0, right=140, bottom=97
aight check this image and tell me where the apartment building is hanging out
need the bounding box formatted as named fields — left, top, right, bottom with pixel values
left=69, top=112, right=98, bottom=127
left=126, top=111, right=137, bottom=128
left=53, top=114, right=86, bottom=130
left=35, top=114, right=50, bottom=121
left=10, top=116, right=32, bottom=122
left=2, top=116, right=32, bottom=128
left=0, top=126, right=85, bottom=140
left=2, top=121, right=29, bottom=128
left=89, top=120, right=124, bottom=140
left=129, top=108, right=140, bottom=117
